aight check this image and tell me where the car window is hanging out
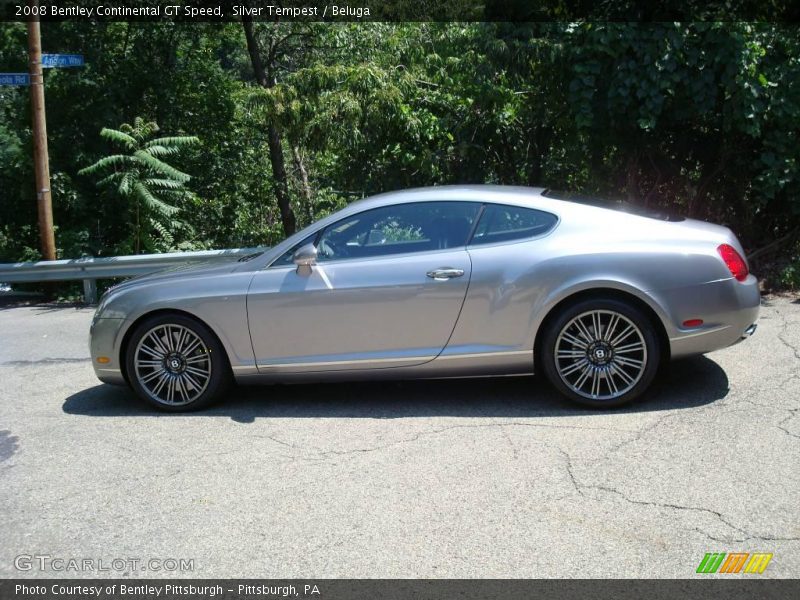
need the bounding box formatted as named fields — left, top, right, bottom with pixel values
left=316, top=201, right=480, bottom=262
left=469, top=204, right=558, bottom=246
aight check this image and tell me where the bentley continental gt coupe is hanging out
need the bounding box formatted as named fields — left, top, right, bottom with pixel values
left=90, top=185, right=760, bottom=411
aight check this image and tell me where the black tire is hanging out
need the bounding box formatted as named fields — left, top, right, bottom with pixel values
left=540, top=298, right=661, bottom=408
left=124, top=313, right=231, bottom=412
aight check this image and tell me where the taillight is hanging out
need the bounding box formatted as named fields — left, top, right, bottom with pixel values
left=717, top=244, right=748, bottom=282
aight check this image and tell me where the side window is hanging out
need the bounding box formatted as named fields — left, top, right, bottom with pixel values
left=316, top=201, right=480, bottom=262
left=470, top=204, right=558, bottom=246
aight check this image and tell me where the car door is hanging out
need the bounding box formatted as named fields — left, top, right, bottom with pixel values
left=246, top=201, right=481, bottom=372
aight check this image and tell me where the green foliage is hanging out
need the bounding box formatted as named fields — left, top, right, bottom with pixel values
left=377, top=220, right=424, bottom=243
left=780, top=262, right=800, bottom=291
left=561, top=22, right=800, bottom=234
left=1, top=20, right=798, bottom=283
left=779, top=242, right=800, bottom=290
left=78, top=117, right=199, bottom=253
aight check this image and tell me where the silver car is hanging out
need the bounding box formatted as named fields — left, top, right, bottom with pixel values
left=90, top=185, right=760, bottom=411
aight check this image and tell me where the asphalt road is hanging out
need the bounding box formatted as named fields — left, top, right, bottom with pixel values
left=1, top=296, right=798, bottom=579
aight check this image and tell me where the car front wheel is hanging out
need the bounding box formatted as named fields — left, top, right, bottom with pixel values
left=541, top=298, right=661, bottom=408
left=125, top=313, right=230, bottom=411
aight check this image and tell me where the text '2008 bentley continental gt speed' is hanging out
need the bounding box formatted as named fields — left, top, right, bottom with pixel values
left=90, top=185, right=760, bottom=411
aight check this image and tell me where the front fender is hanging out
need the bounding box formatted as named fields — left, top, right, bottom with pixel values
left=95, top=270, right=257, bottom=372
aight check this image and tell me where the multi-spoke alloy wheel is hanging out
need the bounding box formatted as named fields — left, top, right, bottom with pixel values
left=125, top=314, right=230, bottom=411
left=134, top=324, right=211, bottom=406
left=542, top=299, right=660, bottom=407
left=555, top=310, right=646, bottom=400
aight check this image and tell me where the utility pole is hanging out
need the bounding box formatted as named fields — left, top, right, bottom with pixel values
left=26, top=3, right=56, bottom=261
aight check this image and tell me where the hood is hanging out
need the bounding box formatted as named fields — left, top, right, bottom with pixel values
left=106, top=260, right=242, bottom=296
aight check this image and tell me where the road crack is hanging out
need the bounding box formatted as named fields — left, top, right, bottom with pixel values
left=776, top=306, right=800, bottom=361
left=556, top=444, right=799, bottom=545
left=246, top=420, right=636, bottom=460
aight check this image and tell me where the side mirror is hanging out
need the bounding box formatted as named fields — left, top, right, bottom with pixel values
left=293, top=243, right=317, bottom=275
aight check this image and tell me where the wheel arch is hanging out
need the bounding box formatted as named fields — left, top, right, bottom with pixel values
left=533, top=287, right=670, bottom=373
left=118, top=308, right=232, bottom=385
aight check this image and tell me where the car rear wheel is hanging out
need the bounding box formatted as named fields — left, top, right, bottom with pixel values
left=125, top=313, right=230, bottom=412
left=541, top=298, right=660, bottom=407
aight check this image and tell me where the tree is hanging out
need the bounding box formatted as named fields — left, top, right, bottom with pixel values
left=241, top=17, right=298, bottom=236
left=79, top=117, right=199, bottom=253
left=2, top=20, right=798, bottom=284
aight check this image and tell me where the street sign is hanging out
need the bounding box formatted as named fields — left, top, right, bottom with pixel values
left=41, top=54, right=84, bottom=68
left=0, top=73, right=30, bottom=86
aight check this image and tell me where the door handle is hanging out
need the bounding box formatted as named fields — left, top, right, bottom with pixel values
left=426, top=268, right=465, bottom=280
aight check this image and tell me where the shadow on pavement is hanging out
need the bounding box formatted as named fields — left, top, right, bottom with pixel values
left=0, top=300, right=91, bottom=312
left=0, top=294, right=46, bottom=309
left=63, top=355, right=729, bottom=423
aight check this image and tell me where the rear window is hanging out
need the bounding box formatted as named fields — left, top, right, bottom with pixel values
left=470, top=204, right=558, bottom=246
left=542, top=189, right=685, bottom=222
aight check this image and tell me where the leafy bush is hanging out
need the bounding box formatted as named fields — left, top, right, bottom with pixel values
left=78, top=118, right=199, bottom=254
left=779, top=245, right=800, bottom=291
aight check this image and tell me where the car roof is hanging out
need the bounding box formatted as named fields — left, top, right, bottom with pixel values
left=359, top=184, right=546, bottom=202
left=348, top=185, right=684, bottom=225
left=342, top=185, right=548, bottom=213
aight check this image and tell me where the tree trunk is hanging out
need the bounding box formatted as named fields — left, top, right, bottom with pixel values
left=266, top=125, right=296, bottom=235
left=292, top=145, right=314, bottom=225
left=242, top=17, right=296, bottom=236
left=625, top=154, right=640, bottom=203
left=690, top=158, right=725, bottom=221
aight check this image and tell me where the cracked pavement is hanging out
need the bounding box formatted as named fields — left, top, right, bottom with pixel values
left=0, top=296, right=798, bottom=578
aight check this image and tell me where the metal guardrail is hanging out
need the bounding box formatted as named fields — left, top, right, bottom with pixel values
left=0, top=247, right=268, bottom=303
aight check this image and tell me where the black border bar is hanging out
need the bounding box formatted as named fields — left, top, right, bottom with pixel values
left=1, top=0, right=800, bottom=22
left=1, top=580, right=800, bottom=600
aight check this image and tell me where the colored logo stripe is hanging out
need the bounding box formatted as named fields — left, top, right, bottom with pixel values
left=696, top=553, right=726, bottom=573
left=696, top=552, right=773, bottom=574
left=744, top=553, right=773, bottom=574
left=719, top=553, right=749, bottom=573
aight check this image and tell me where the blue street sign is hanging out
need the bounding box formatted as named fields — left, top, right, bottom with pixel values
left=41, top=54, right=84, bottom=68
left=0, top=73, right=30, bottom=86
